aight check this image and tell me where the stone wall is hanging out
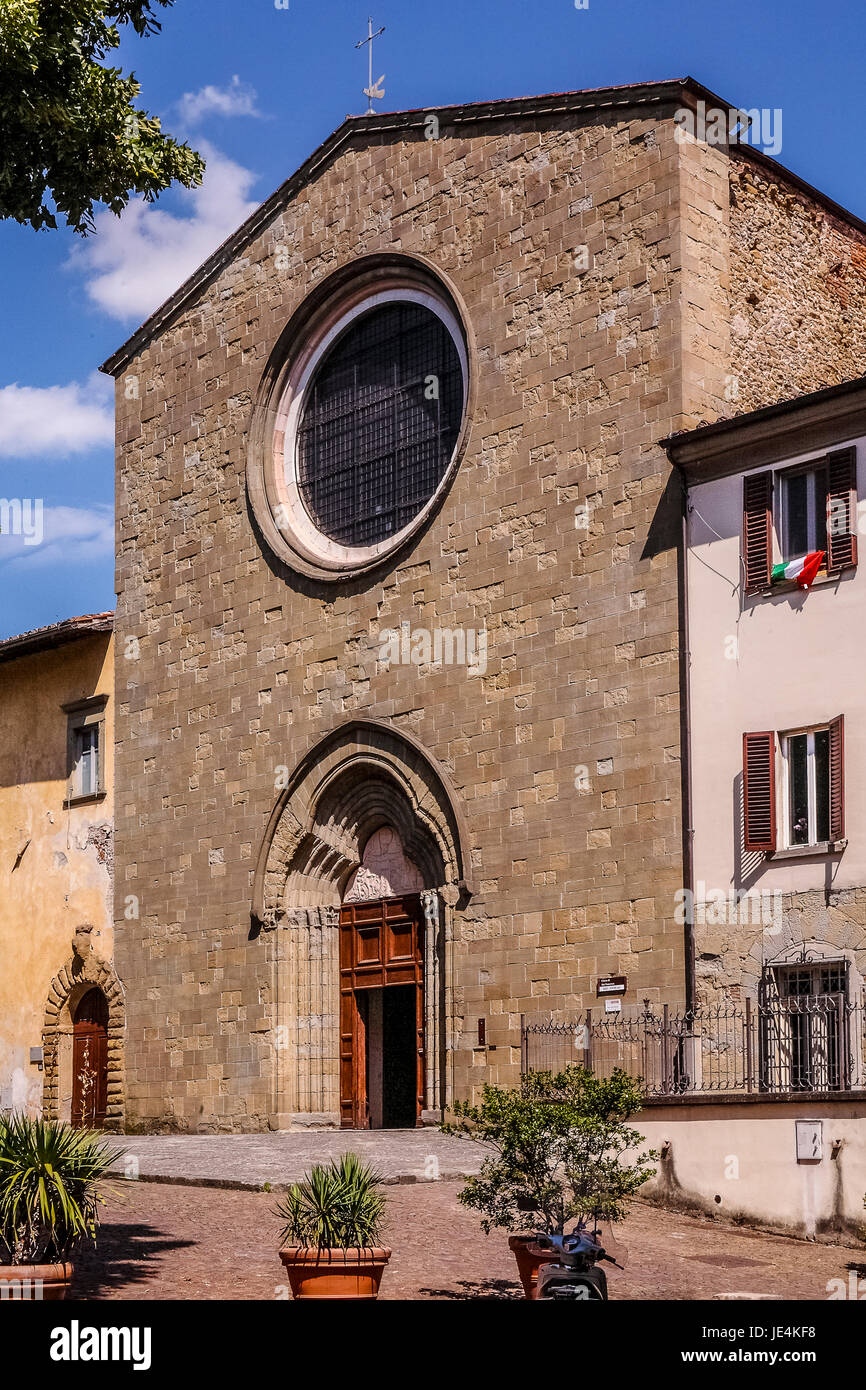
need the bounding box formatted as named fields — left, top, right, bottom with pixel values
left=730, top=158, right=866, bottom=412
left=695, top=889, right=866, bottom=1008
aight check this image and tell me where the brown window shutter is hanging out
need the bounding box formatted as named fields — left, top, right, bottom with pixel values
left=743, top=472, right=773, bottom=594
left=827, top=448, right=858, bottom=573
left=829, top=715, right=845, bottom=842
left=743, top=731, right=776, bottom=853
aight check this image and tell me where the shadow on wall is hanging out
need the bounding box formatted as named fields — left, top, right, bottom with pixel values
left=733, top=771, right=767, bottom=894
left=640, top=467, right=681, bottom=563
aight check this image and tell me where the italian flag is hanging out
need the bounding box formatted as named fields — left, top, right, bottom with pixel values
left=771, top=550, right=824, bottom=590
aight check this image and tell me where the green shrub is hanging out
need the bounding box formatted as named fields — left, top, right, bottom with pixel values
left=275, top=1153, right=386, bottom=1250
left=443, top=1065, right=656, bottom=1234
left=0, top=1114, right=122, bottom=1264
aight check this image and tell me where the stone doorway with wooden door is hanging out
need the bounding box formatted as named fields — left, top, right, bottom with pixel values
left=71, top=987, right=109, bottom=1128
left=251, top=721, right=475, bottom=1130
left=340, top=895, right=425, bottom=1128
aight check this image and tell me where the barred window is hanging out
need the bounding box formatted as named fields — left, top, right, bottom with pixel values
left=296, top=303, right=464, bottom=548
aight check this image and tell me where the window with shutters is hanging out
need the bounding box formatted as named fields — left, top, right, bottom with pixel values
left=781, top=726, right=831, bottom=848
left=742, top=448, right=858, bottom=596
left=779, top=463, right=828, bottom=565
left=743, top=717, right=845, bottom=855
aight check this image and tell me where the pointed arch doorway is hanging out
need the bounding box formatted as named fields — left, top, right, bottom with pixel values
left=252, top=720, right=474, bottom=1130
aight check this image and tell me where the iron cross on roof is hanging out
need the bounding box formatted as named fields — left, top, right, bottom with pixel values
left=355, top=17, right=386, bottom=114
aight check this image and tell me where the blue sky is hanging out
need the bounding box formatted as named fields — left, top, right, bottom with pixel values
left=1, top=0, right=864, bottom=639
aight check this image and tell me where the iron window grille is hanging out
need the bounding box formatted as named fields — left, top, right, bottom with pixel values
left=296, top=303, right=464, bottom=548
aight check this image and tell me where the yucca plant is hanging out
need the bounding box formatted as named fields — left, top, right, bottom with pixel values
left=276, top=1153, right=386, bottom=1250
left=0, top=1114, right=122, bottom=1264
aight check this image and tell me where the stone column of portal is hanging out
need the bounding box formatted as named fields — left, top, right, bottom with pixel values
left=287, top=915, right=306, bottom=1122
left=440, top=884, right=459, bottom=1118
left=266, top=916, right=291, bottom=1132
left=288, top=907, right=340, bottom=1129
left=318, top=906, right=340, bottom=1124
left=420, top=890, right=442, bottom=1124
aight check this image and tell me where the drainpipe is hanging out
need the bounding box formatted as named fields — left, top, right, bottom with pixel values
left=673, top=461, right=697, bottom=1014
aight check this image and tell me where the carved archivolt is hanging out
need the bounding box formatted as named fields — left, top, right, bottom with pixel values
left=252, top=718, right=473, bottom=925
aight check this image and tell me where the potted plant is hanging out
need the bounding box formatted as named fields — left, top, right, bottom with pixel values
left=443, top=1065, right=656, bottom=1299
left=0, top=1113, right=122, bottom=1301
left=276, top=1152, right=391, bottom=1300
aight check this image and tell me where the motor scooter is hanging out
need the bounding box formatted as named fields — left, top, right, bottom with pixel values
left=533, top=1220, right=626, bottom=1301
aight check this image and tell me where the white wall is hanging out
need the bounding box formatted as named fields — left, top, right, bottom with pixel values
left=687, top=437, right=866, bottom=899
left=637, top=1101, right=866, bottom=1240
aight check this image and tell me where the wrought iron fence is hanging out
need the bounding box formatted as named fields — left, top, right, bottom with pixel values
left=520, top=997, right=866, bottom=1097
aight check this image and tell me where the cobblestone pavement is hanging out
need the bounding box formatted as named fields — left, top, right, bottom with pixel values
left=71, top=1179, right=863, bottom=1302
left=108, top=1129, right=485, bottom=1188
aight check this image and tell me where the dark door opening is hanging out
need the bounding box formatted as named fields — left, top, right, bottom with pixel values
left=361, top=986, right=418, bottom=1129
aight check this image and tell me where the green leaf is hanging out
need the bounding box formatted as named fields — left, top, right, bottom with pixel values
left=0, top=0, right=204, bottom=235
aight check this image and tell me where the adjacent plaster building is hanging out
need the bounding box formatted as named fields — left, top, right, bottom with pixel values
left=0, top=615, right=122, bottom=1130
left=99, top=77, right=866, bottom=1134
left=642, top=379, right=866, bottom=1238
left=669, top=377, right=866, bottom=1020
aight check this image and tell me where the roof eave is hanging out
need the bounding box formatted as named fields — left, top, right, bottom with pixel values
left=0, top=613, right=114, bottom=668
left=663, top=375, right=866, bottom=484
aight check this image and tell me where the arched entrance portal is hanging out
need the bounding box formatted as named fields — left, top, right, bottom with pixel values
left=252, top=720, right=473, bottom=1130
left=71, top=989, right=109, bottom=1128
left=42, top=935, right=125, bottom=1132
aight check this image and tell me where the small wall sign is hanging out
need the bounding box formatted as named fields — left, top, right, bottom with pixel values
left=795, top=1119, right=823, bottom=1163
left=604, top=998, right=622, bottom=1014
left=597, top=976, right=627, bottom=996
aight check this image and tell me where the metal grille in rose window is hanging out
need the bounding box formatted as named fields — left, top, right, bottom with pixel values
left=297, top=303, right=464, bottom=547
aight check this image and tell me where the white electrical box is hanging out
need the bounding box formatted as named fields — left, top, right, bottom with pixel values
left=795, top=1119, right=823, bottom=1163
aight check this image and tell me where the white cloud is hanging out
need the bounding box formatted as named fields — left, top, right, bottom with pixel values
left=70, top=142, right=260, bottom=322
left=178, top=75, right=262, bottom=125
left=0, top=374, right=113, bottom=457
left=0, top=505, right=113, bottom=569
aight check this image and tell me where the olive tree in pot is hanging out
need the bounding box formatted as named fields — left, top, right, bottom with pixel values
left=276, top=1153, right=391, bottom=1300
left=0, top=1114, right=122, bottom=1301
left=443, top=1065, right=656, bottom=1299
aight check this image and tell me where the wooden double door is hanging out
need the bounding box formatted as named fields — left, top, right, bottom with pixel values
left=71, top=988, right=108, bottom=1128
left=339, top=895, right=425, bottom=1129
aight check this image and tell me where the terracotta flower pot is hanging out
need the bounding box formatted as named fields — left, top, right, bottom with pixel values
left=279, top=1246, right=392, bottom=1300
left=508, top=1235, right=554, bottom=1300
left=0, top=1262, right=73, bottom=1301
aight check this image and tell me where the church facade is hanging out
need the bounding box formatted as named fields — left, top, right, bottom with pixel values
left=101, top=79, right=866, bottom=1132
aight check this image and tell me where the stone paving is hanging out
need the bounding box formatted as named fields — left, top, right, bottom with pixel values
left=71, top=1178, right=864, bottom=1302
left=108, top=1129, right=487, bottom=1190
